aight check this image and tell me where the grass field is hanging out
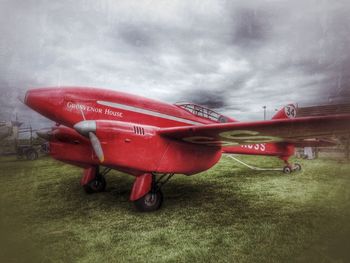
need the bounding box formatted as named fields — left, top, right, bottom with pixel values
left=0, top=155, right=350, bottom=263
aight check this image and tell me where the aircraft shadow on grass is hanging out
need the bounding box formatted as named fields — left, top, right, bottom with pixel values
left=36, top=169, right=293, bottom=225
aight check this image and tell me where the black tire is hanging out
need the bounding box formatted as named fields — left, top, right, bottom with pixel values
left=83, top=176, right=106, bottom=194
left=294, top=163, right=302, bottom=172
left=134, top=190, right=163, bottom=212
left=283, top=166, right=292, bottom=174
left=26, top=149, right=38, bottom=161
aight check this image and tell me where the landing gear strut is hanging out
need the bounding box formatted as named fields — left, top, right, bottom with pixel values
left=81, top=166, right=111, bottom=194
left=133, top=173, right=173, bottom=212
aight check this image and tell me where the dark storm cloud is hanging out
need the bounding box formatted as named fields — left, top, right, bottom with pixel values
left=230, top=7, right=272, bottom=48
left=0, top=0, right=350, bottom=124
left=118, top=24, right=155, bottom=49
left=180, top=89, right=228, bottom=109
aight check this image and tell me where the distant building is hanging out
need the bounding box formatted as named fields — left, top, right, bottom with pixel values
left=297, top=103, right=350, bottom=117
left=296, top=103, right=350, bottom=160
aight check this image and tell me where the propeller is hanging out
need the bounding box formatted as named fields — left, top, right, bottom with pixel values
left=71, top=103, right=105, bottom=162
left=74, top=120, right=104, bottom=163
left=88, top=130, right=104, bottom=163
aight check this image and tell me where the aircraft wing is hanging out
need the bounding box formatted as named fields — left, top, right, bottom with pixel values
left=157, top=114, right=350, bottom=146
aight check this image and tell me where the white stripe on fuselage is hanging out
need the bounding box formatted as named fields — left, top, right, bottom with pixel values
left=97, top=100, right=204, bottom=126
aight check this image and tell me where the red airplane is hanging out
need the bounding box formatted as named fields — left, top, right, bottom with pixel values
left=23, top=87, right=350, bottom=211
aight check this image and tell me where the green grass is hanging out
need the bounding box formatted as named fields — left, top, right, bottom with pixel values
left=0, top=155, right=350, bottom=263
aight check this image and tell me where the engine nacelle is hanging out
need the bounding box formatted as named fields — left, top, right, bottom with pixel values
left=79, top=120, right=221, bottom=175
left=50, top=120, right=221, bottom=176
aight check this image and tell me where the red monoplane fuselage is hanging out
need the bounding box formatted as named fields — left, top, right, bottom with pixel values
left=24, top=87, right=350, bottom=210
left=25, top=87, right=293, bottom=176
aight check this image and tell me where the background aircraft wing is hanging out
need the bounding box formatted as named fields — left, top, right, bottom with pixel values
left=157, top=114, right=350, bottom=146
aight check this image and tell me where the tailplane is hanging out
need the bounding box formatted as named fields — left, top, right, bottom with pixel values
left=272, top=104, right=297, bottom=120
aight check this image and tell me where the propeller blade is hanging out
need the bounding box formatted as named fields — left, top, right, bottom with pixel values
left=73, top=120, right=104, bottom=162
left=88, top=131, right=104, bottom=163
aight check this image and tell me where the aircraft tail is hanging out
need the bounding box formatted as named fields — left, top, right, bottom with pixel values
left=271, top=104, right=297, bottom=120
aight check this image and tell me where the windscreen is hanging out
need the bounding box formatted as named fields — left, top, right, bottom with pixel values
left=175, top=103, right=230, bottom=123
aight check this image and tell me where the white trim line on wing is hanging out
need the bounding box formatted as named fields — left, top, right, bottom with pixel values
left=97, top=100, right=204, bottom=126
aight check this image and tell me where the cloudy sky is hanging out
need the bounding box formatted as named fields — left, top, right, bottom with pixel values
left=1, top=0, right=350, bottom=127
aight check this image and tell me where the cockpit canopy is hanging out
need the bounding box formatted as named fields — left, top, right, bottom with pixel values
left=175, top=102, right=233, bottom=123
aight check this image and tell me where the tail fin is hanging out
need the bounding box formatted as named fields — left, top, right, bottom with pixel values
left=272, top=104, right=297, bottom=120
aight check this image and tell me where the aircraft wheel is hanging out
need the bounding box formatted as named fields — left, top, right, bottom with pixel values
left=84, top=176, right=106, bottom=194
left=134, top=190, right=163, bottom=212
left=293, top=163, right=302, bottom=172
left=283, top=166, right=292, bottom=174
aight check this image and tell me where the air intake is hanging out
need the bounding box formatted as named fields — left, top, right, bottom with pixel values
left=133, top=126, right=145, bottom=135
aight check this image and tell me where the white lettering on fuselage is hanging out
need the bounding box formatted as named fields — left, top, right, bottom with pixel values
left=67, top=102, right=102, bottom=113
left=66, top=102, right=123, bottom=118
left=240, top=144, right=266, bottom=152
left=104, top=108, right=123, bottom=118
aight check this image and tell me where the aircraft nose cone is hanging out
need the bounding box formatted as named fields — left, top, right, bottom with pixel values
left=25, top=88, right=47, bottom=108
left=24, top=87, right=63, bottom=123
left=24, top=89, right=39, bottom=108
